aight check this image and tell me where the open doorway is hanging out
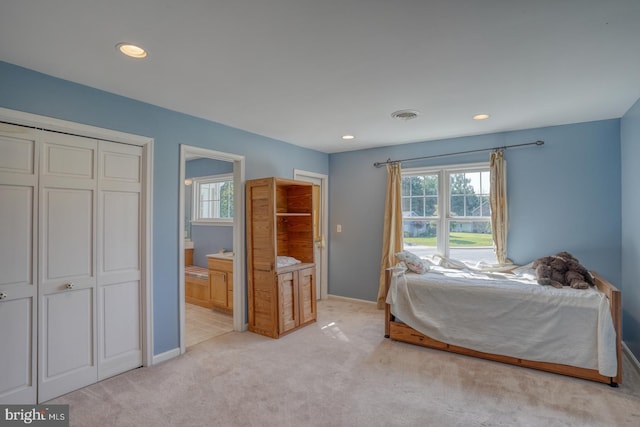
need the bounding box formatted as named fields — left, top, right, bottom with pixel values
left=179, top=145, right=245, bottom=353
left=293, top=169, right=328, bottom=300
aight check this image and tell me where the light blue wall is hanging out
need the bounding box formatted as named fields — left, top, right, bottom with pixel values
left=329, top=120, right=622, bottom=302
left=0, top=61, right=328, bottom=356
left=190, top=225, right=234, bottom=267
left=186, top=157, right=234, bottom=177
left=186, top=158, right=234, bottom=266
left=621, top=97, right=640, bottom=360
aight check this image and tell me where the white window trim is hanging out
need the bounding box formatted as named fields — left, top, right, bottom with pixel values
left=403, top=161, right=491, bottom=258
left=191, top=173, right=234, bottom=226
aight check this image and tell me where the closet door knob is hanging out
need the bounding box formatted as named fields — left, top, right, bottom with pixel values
left=0, top=292, right=7, bottom=300
left=65, top=282, right=74, bottom=289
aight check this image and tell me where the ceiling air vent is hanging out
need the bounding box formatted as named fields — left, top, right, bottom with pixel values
left=391, top=109, right=420, bottom=120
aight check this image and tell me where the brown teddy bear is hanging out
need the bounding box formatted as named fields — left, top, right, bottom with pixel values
left=532, top=251, right=594, bottom=289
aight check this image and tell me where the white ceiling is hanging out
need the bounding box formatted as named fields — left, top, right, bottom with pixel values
left=1, top=1, right=639, bottom=153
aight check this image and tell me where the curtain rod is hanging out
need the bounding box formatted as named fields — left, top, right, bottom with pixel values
left=373, top=140, right=544, bottom=168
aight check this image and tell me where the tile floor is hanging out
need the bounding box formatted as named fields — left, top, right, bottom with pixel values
left=185, top=303, right=234, bottom=347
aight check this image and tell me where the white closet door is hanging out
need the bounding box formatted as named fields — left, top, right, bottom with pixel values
left=37, top=132, right=98, bottom=403
left=97, top=141, right=143, bottom=380
left=0, top=125, right=38, bottom=404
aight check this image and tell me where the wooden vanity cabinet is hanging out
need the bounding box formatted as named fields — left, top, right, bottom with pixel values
left=246, top=177, right=317, bottom=338
left=208, top=257, right=234, bottom=312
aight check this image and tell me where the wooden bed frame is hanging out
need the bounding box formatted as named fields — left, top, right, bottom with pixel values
left=385, top=270, right=622, bottom=386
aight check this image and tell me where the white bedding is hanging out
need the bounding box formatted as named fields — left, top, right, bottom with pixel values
left=386, top=266, right=618, bottom=377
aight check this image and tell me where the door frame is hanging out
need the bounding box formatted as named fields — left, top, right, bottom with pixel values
left=179, top=145, right=246, bottom=354
left=0, top=107, right=154, bottom=369
left=293, top=169, right=328, bottom=300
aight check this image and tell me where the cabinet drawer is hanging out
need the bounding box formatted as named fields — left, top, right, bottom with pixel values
left=208, top=258, right=233, bottom=272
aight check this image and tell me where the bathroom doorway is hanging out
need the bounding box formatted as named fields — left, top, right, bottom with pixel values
left=178, top=145, right=245, bottom=353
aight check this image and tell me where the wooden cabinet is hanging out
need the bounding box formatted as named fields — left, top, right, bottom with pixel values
left=185, top=248, right=194, bottom=266
left=184, top=254, right=233, bottom=313
left=185, top=267, right=211, bottom=308
left=246, top=177, right=316, bottom=338
left=208, top=257, right=233, bottom=312
left=278, top=265, right=316, bottom=334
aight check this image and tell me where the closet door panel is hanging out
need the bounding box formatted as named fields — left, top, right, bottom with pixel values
left=0, top=127, right=38, bottom=404
left=102, top=282, right=139, bottom=357
left=102, top=191, right=139, bottom=273
left=0, top=133, right=34, bottom=174
left=0, top=298, right=34, bottom=403
left=38, top=132, right=97, bottom=403
left=43, top=143, right=94, bottom=179
left=0, top=185, right=34, bottom=286
left=42, top=188, right=94, bottom=280
left=41, top=290, right=94, bottom=377
left=39, top=289, right=96, bottom=402
left=97, top=141, right=143, bottom=380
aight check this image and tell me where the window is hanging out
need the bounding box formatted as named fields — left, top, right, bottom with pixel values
left=402, top=163, right=495, bottom=263
left=192, top=174, right=233, bottom=224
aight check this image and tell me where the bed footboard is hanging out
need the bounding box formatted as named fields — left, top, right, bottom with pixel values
left=385, top=269, right=622, bottom=386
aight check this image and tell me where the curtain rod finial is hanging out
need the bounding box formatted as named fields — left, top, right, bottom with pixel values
left=374, top=158, right=393, bottom=168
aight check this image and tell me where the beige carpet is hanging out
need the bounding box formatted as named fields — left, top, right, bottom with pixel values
left=48, top=298, right=640, bottom=426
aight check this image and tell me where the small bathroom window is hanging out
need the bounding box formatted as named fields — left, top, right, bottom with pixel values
left=192, top=173, right=234, bottom=225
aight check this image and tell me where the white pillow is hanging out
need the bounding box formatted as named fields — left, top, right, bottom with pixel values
left=395, top=251, right=433, bottom=274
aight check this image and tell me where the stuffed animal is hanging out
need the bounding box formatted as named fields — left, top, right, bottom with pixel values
left=532, top=251, right=594, bottom=289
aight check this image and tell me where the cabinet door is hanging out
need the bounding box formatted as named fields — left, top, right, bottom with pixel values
left=227, top=271, right=234, bottom=310
left=298, top=267, right=316, bottom=325
left=0, top=126, right=38, bottom=404
left=246, top=179, right=277, bottom=335
left=210, top=271, right=228, bottom=308
left=278, top=272, right=298, bottom=333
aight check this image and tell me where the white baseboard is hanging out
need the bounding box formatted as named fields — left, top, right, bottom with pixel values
left=327, top=294, right=377, bottom=306
left=152, top=347, right=181, bottom=365
left=623, top=341, right=640, bottom=372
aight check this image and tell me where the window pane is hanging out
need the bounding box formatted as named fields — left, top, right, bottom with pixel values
left=410, top=197, right=424, bottom=217
left=480, top=171, right=490, bottom=194
left=402, top=177, right=412, bottom=196
left=450, top=171, right=488, bottom=217
left=403, top=220, right=438, bottom=258
left=480, top=195, right=490, bottom=216
left=402, top=174, right=438, bottom=218
left=219, top=181, right=233, bottom=218
left=450, top=195, right=464, bottom=216
left=425, top=195, right=438, bottom=217
left=200, top=200, right=212, bottom=218
left=466, top=194, right=481, bottom=216
left=195, top=178, right=234, bottom=220
left=424, top=175, right=438, bottom=195
left=448, top=220, right=495, bottom=263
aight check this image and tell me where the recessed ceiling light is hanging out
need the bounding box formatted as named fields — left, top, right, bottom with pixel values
left=342, top=135, right=355, bottom=140
left=473, top=113, right=491, bottom=120
left=116, top=43, right=148, bottom=59
left=391, top=110, right=420, bottom=120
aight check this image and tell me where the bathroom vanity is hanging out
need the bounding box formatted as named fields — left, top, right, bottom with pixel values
left=207, top=253, right=234, bottom=313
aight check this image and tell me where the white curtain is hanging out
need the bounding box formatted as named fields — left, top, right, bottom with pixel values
left=490, top=150, right=511, bottom=265
left=377, top=162, right=404, bottom=309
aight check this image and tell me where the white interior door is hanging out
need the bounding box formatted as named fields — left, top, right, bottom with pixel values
left=0, top=125, right=38, bottom=404
left=37, top=132, right=98, bottom=402
left=97, top=141, right=143, bottom=380
left=293, top=171, right=328, bottom=300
